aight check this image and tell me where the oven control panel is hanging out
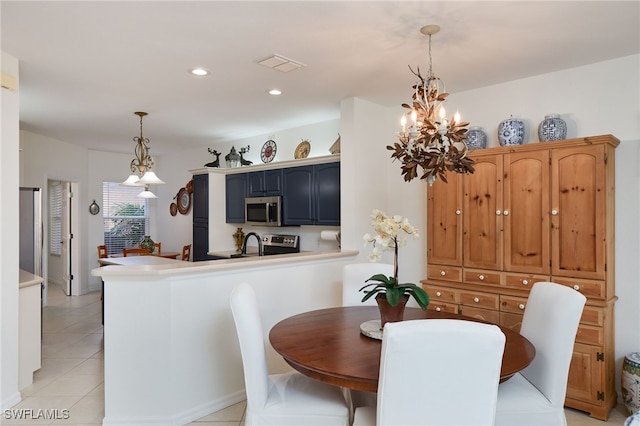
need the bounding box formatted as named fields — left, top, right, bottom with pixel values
left=262, top=234, right=299, bottom=249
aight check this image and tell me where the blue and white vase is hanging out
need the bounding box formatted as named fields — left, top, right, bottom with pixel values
left=538, top=114, right=567, bottom=142
left=623, top=352, right=640, bottom=415
left=498, top=117, right=525, bottom=146
left=466, top=127, right=487, bottom=150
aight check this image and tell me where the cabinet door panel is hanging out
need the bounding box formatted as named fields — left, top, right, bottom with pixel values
left=192, top=174, right=208, bottom=221
left=314, top=163, right=340, bottom=226
left=503, top=150, right=550, bottom=274
left=464, top=155, right=503, bottom=270
left=427, top=172, right=463, bottom=266
left=566, top=343, right=603, bottom=405
left=225, top=174, right=247, bottom=223
left=282, top=166, right=314, bottom=225
left=551, top=145, right=606, bottom=279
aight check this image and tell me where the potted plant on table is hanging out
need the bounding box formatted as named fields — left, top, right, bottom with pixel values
left=360, top=210, right=430, bottom=328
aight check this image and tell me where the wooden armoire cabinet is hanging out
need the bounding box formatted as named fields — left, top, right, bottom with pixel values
left=422, top=135, right=618, bottom=420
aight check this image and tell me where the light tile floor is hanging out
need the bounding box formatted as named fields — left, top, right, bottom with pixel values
left=7, top=284, right=628, bottom=425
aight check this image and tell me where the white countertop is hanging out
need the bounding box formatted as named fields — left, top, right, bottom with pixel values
left=19, top=269, right=43, bottom=289
left=93, top=249, right=358, bottom=278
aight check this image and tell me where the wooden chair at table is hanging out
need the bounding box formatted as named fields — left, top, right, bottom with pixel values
left=494, top=281, right=586, bottom=426
left=353, top=319, right=506, bottom=426
left=97, top=244, right=108, bottom=325
left=154, top=242, right=161, bottom=255
left=97, top=244, right=108, bottom=259
left=181, top=244, right=191, bottom=261
left=230, top=282, right=350, bottom=426
left=123, top=248, right=151, bottom=257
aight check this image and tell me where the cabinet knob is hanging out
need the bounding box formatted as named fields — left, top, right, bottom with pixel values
left=551, top=209, right=559, bottom=216
left=573, top=284, right=580, bottom=291
left=521, top=279, right=529, bottom=285
left=473, top=297, right=480, bottom=303
left=478, top=274, right=485, bottom=280
left=440, top=271, right=446, bottom=276
left=435, top=307, right=442, bottom=312
left=496, top=210, right=502, bottom=216
left=503, top=210, right=509, bottom=216
left=519, top=303, right=525, bottom=310
left=435, top=291, right=442, bottom=297
left=455, top=209, right=461, bottom=215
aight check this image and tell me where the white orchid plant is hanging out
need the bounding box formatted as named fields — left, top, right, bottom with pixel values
left=359, top=210, right=430, bottom=310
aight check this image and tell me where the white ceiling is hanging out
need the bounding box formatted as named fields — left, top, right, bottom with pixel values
left=2, top=1, right=638, bottom=156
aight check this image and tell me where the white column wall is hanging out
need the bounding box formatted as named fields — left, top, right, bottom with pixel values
left=1, top=51, right=21, bottom=409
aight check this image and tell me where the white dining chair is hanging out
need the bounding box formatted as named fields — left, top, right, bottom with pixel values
left=353, top=319, right=506, bottom=426
left=342, top=262, right=394, bottom=306
left=495, top=281, right=587, bottom=426
left=229, top=282, right=350, bottom=426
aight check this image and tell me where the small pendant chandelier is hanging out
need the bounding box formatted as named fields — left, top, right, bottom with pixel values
left=121, top=111, right=165, bottom=197
left=388, top=25, right=475, bottom=185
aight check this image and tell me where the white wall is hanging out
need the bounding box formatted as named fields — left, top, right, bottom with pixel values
left=1, top=51, right=22, bottom=409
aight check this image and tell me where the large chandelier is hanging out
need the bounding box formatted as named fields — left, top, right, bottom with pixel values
left=121, top=112, right=165, bottom=198
left=388, top=25, right=475, bottom=185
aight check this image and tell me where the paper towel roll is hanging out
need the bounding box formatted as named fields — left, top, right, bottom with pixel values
left=320, top=230, right=340, bottom=242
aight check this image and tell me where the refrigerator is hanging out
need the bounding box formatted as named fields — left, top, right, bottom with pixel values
left=19, top=187, right=43, bottom=277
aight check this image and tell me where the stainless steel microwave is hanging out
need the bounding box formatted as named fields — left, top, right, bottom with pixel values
left=245, top=196, right=282, bottom=226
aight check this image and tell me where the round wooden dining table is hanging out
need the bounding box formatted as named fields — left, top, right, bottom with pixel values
left=269, top=306, right=535, bottom=392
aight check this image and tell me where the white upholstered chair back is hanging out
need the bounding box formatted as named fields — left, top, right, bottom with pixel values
left=495, top=281, right=587, bottom=426
left=230, top=282, right=350, bottom=426
left=354, top=319, right=506, bottom=426
left=229, top=282, right=270, bottom=408
left=518, top=281, right=587, bottom=406
left=342, top=263, right=393, bottom=306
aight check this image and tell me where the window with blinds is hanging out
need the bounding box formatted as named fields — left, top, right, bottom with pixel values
left=49, top=182, right=62, bottom=255
left=102, top=182, right=148, bottom=256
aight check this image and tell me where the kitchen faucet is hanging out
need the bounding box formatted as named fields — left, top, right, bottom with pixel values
left=241, top=232, right=263, bottom=256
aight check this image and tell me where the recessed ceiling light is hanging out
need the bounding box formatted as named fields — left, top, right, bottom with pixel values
left=189, top=68, right=209, bottom=76
left=268, top=89, right=282, bottom=96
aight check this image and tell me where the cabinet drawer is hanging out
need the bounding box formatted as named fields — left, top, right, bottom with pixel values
left=580, top=306, right=604, bottom=327
left=427, top=302, right=459, bottom=314
left=427, top=265, right=462, bottom=282
left=460, top=306, right=500, bottom=324
left=459, top=291, right=500, bottom=310
left=552, top=277, right=606, bottom=300
left=504, top=273, right=550, bottom=291
left=500, top=312, right=523, bottom=333
left=575, top=324, right=604, bottom=346
left=424, top=285, right=458, bottom=304
left=463, top=269, right=501, bottom=286
left=500, top=295, right=528, bottom=314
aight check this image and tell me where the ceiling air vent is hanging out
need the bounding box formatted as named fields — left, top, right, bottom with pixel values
left=258, top=54, right=306, bottom=73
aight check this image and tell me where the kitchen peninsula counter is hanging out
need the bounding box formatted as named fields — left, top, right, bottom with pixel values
left=91, top=248, right=357, bottom=426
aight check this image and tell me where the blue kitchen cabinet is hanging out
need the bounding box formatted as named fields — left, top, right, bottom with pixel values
left=282, top=166, right=315, bottom=225
left=314, top=162, right=340, bottom=226
left=225, top=173, right=247, bottom=223
left=282, top=162, right=340, bottom=226
left=247, top=169, right=282, bottom=197
left=192, top=173, right=222, bottom=261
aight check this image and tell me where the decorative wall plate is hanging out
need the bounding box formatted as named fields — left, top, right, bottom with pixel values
left=294, top=140, right=311, bottom=159
left=177, top=187, right=191, bottom=214
left=261, top=139, right=277, bottom=163
left=89, top=200, right=100, bottom=215
left=170, top=202, right=178, bottom=216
